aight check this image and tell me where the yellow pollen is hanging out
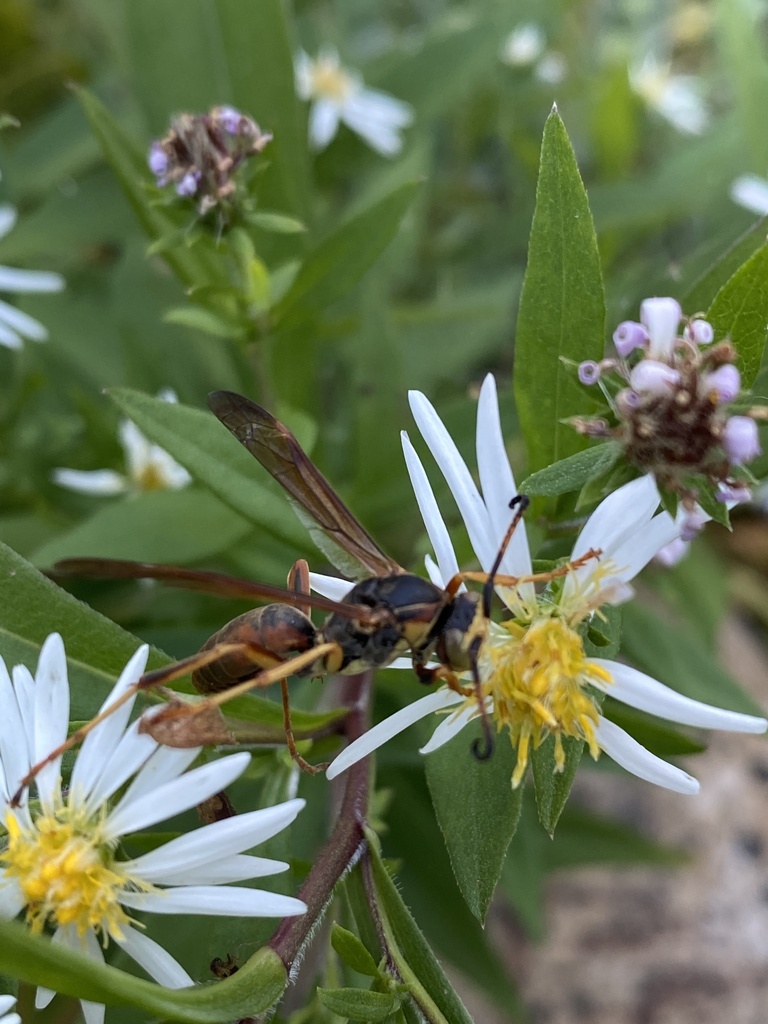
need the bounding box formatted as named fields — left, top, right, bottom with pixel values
left=136, top=462, right=171, bottom=491
left=310, top=59, right=355, bottom=102
left=479, top=616, right=612, bottom=788
left=2, top=807, right=136, bottom=942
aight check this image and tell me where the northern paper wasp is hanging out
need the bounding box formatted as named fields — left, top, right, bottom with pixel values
left=27, top=391, right=597, bottom=791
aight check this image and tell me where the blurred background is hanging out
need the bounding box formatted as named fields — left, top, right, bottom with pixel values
left=2, top=0, right=768, bottom=1021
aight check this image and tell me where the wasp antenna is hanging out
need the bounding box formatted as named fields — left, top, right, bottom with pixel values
left=482, top=494, right=530, bottom=619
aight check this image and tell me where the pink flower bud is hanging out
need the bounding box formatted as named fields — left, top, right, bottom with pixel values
left=704, top=364, right=741, bottom=403
left=640, top=297, right=682, bottom=360
left=723, top=415, right=761, bottom=464
left=613, top=320, right=648, bottom=357
left=629, top=359, right=681, bottom=394
left=655, top=537, right=689, bottom=567
left=686, top=319, right=714, bottom=345
left=578, top=361, right=601, bottom=385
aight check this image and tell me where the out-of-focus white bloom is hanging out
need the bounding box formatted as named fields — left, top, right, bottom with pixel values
left=535, top=51, right=567, bottom=84
left=730, top=174, right=768, bottom=216
left=0, top=994, right=20, bottom=1024
left=315, top=376, right=767, bottom=792
left=500, top=23, right=545, bottom=66
left=0, top=634, right=306, bottom=1024
left=295, top=48, right=413, bottom=157
left=0, top=201, right=64, bottom=350
left=53, top=389, right=191, bottom=496
left=631, top=54, right=708, bottom=134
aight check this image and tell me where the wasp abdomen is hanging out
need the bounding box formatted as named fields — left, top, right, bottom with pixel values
left=192, top=604, right=319, bottom=693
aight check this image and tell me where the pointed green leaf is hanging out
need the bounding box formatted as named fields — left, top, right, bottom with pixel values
left=683, top=217, right=768, bottom=314
left=318, top=988, right=401, bottom=1022
left=106, top=389, right=312, bottom=555
left=247, top=211, right=307, bottom=235
left=331, top=925, right=380, bottom=978
left=706, top=242, right=768, bottom=388
left=163, top=307, right=240, bottom=339
left=273, top=182, right=421, bottom=327
left=425, top=719, right=523, bottom=923
left=514, top=108, right=605, bottom=474
left=530, top=734, right=585, bottom=837
left=520, top=442, right=621, bottom=497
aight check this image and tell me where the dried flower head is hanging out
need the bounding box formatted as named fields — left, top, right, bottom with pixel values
left=148, top=106, right=272, bottom=215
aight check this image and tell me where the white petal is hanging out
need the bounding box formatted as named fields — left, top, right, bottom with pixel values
left=105, top=752, right=251, bottom=837
left=0, top=873, right=25, bottom=919
left=419, top=701, right=480, bottom=754
left=607, top=508, right=681, bottom=584
left=71, top=646, right=149, bottom=802
left=119, top=886, right=307, bottom=918
left=731, top=174, right=768, bottom=216
left=0, top=204, right=18, bottom=238
left=124, top=799, right=305, bottom=880
left=402, top=431, right=461, bottom=589
left=11, top=664, right=35, bottom=743
left=423, top=554, right=446, bottom=587
left=0, top=300, right=48, bottom=341
left=109, top=744, right=200, bottom=811
left=0, top=319, right=22, bottom=348
left=0, top=659, right=31, bottom=801
left=39, top=928, right=105, bottom=1024
left=595, top=717, right=699, bottom=794
left=0, top=266, right=64, bottom=294
left=640, top=297, right=682, bottom=361
left=341, top=108, right=403, bottom=156
left=593, top=660, right=768, bottom=732
left=309, top=572, right=353, bottom=601
left=52, top=468, right=128, bottom=495
left=326, top=687, right=465, bottom=780
left=33, top=634, right=69, bottom=811
left=118, top=420, right=152, bottom=479
left=309, top=100, right=341, bottom=149
left=0, top=996, right=16, bottom=1015
left=148, top=854, right=289, bottom=885
left=475, top=374, right=534, bottom=597
left=409, top=390, right=496, bottom=571
left=117, top=927, right=193, bottom=988
left=84, top=720, right=158, bottom=814
left=347, top=88, right=413, bottom=128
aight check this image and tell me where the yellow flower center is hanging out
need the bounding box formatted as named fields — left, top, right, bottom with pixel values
left=135, top=461, right=171, bottom=491
left=480, top=616, right=613, bottom=787
left=1, top=807, right=137, bottom=941
left=310, top=59, right=356, bottom=102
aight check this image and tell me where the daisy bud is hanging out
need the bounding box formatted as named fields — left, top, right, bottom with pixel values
left=148, top=141, right=169, bottom=179
left=723, top=415, right=761, bottom=464
left=578, top=361, right=601, bottom=385
left=686, top=318, right=714, bottom=345
left=629, top=359, right=681, bottom=394
left=613, top=320, right=648, bottom=357
left=176, top=169, right=201, bottom=197
left=716, top=482, right=752, bottom=504
left=705, top=364, right=741, bottom=403
left=680, top=509, right=708, bottom=542
left=655, top=537, right=690, bottom=567
left=640, top=297, right=682, bottom=360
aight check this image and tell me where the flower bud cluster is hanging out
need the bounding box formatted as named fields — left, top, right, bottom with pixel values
left=147, top=106, right=272, bottom=215
left=575, top=297, right=763, bottom=534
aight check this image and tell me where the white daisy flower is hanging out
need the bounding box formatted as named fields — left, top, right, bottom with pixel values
left=0, top=994, right=20, bottom=1024
left=0, top=201, right=64, bottom=350
left=53, top=388, right=192, bottom=496
left=0, top=634, right=306, bottom=1024
left=295, top=47, right=413, bottom=157
left=630, top=54, right=708, bottom=135
left=730, top=174, right=768, bottom=216
left=315, top=375, right=767, bottom=793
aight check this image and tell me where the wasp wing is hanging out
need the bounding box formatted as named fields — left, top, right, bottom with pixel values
left=208, top=390, right=402, bottom=580
left=52, top=557, right=380, bottom=621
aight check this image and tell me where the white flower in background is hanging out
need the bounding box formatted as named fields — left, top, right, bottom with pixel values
left=0, top=995, right=20, bottom=1024
left=534, top=51, right=567, bottom=85
left=500, top=23, right=545, bottom=67
left=0, top=634, right=306, bottom=1024
left=53, top=388, right=191, bottom=496
left=295, top=47, right=413, bottom=157
left=0, top=200, right=64, bottom=350
left=314, top=375, right=767, bottom=792
left=730, top=174, right=768, bottom=216
left=630, top=54, right=708, bottom=134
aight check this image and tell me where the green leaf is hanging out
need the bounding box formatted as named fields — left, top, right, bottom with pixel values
left=273, top=182, right=421, bottom=328
left=318, top=987, right=401, bottom=1022
left=247, top=211, right=307, bottom=235
left=31, top=489, right=252, bottom=568
left=692, top=478, right=731, bottom=529
left=706, top=243, right=768, bottom=388
left=530, top=734, right=586, bottom=837
left=106, top=389, right=312, bottom=555
left=514, top=108, right=605, bottom=475
left=163, top=307, right=240, bottom=339
left=331, top=924, right=380, bottom=978
left=0, top=921, right=286, bottom=1022
left=366, top=838, right=474, bottom=1024
left=425, top=719, right=523, bottom=923
left=0, top=542, right=170, bottom=720
left=683, top=217, right=768, bottom=315
left=520, top=443, right=622, bottom=497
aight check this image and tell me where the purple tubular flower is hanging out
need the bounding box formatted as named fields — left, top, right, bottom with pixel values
left=578, top=360, right=601, bottom=385
left=680, top=509, right=708, bottom=542
left=716, top=482, right=752, bottom=504
left=216, top=105, right=244, bottom=134
left=613, top=320, right=649, bottom=357
left=629, top=359, right=681, bottom=394
left=655, top=537, right=689, bottom=567
left=723, top=415, right=761, bottom=464
left=687, top=319, right=714, bottom=346
left=148, top=141, right=169, bottom=178
left=640, top=297, right=682, bottom=360
left=705, top=364, right=741, bottom=403
left=176, top=170, right=201, bottom=197
left=615, top=388, right=640, bottom=416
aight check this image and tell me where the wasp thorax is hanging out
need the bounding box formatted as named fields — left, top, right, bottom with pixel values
left=148, top=106, right=272, bottom=216
left=573, top=297, right=762, bottom=529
